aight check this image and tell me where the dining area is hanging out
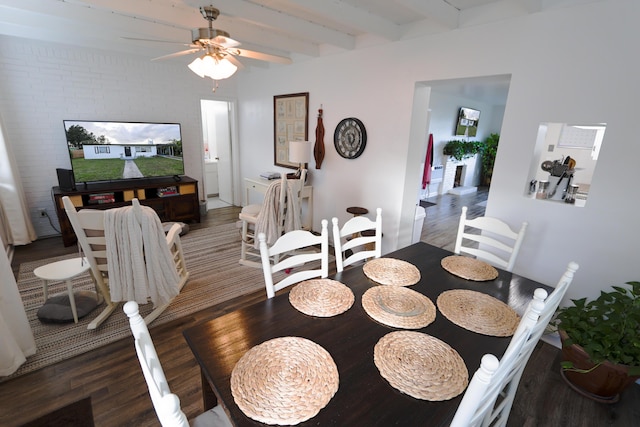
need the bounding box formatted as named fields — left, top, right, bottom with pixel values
left=7, top=195, right=636, bottom=427
left=182, top=235, right=570, bottom=426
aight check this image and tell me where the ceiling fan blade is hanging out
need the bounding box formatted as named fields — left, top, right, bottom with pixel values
left=121, top=36, right=191, bottom=46
left=234, top=48, right=292, bottom=64
left=213, top=35, right=241, bottom=49
left=225, top=55, right=245, bottom=70
left=152, top=48, right=202, bottom=61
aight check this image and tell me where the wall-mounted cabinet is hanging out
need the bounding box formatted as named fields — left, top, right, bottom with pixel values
left=53, top=176, right=200, bottom=246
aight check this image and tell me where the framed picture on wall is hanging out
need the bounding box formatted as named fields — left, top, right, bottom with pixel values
left=273, top=92, right=309, bottom=168
left=455, top=107, right=481, bottom=137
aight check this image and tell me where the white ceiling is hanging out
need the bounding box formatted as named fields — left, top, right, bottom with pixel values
left=0, top=1, right=602, bottom=62
left=0, top=0, right=600, bottom=103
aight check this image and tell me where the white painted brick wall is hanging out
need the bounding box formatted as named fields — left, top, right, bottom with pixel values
left=0, top=35, right=237, bottom=239
left=441, top=154, right=480, bottom=194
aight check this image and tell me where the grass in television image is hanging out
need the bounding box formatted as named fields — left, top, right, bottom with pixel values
left=71, top=157, right=184, bottom=182
left=64, top=120, right=184, bottom=182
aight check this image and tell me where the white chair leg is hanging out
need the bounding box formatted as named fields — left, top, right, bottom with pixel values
left=66, top=279, right=79, bottom=323
left=143, top=273, right=189, bottom=325
left=87, top=303, right=118, bottom=330
left=240, top=219, right=249, bottom=262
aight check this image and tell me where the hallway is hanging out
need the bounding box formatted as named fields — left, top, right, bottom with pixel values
left=420, top=187, right=488, bottom=251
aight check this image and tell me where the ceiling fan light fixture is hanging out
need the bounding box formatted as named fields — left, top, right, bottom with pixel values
left=189, top=53, right=237, bottom=80
left=187, top=56, right=206, bottom=78
left=205, top=57, right=237, bottom=80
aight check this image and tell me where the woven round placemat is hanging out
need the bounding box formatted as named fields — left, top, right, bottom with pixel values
left=363, top=258, right=421, bottom=286
left=436, top=289, right=519, bottom=337
left=231, top=336, right=339, bottom=425
left=362, top=286, right=436, bottom=329
left=289, top=279, right=355, bottom=317
left=374, top=331, right=468, bottom=401
left=441, top=255, right=499, bottom=281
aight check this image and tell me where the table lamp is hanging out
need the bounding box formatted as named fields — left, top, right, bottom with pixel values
left=289, top=140, right=311, bottom=179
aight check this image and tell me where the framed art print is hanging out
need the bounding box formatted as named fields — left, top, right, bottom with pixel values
left=273, top=92, right=309, bottom=168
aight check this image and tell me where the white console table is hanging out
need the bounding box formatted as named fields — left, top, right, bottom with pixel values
left=244, top=177, right=314, bottom=231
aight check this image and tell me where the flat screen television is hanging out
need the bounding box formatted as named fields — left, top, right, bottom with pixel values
left=63, top=120, right=185, bottom=184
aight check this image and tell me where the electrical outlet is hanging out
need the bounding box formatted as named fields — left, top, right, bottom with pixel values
left=37, top=208, right=46, bottom=217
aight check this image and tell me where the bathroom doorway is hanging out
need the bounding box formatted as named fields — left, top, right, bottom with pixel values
left=201, top=99, right=235, bottom=209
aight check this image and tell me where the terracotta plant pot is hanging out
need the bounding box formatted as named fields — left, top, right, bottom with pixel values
left=559, top=330, right=640, bottom=403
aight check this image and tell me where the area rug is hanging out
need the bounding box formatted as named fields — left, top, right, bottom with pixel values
left=419, top=200, right=436, bottom=208
left=3, top=222, right=269, bottom=381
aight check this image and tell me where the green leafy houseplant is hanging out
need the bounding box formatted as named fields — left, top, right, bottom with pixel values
left=555, top=281, right=640, bottom=373
left=479, top=133, right=499, bottom=186
left=442, top=139, right=482, bottom=161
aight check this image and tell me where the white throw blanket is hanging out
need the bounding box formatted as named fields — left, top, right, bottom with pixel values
left=254, top=179, right=301, bottom=248
left=104, top=204, right=180, bottom=307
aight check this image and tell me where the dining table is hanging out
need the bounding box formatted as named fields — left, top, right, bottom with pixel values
left=183, top=242, right=552, bottom=426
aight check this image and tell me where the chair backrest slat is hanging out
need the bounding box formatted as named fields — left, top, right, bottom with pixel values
left=332, top=208, right=382, bottom=272
left=259, top=219, right=329, bottom=299
left=454, top=206, right=527, bottom=272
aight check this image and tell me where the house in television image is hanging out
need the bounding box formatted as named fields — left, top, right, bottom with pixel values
left=82, top=143, right=155, bottom=160
left=81, top=142, right=178, bottom=160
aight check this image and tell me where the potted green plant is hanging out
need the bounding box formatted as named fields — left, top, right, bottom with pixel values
left=479, top=133, right=499, bottom=186
left=442, top=139, right=481, bottom=161
left=554, top=281, right=640, bottom=403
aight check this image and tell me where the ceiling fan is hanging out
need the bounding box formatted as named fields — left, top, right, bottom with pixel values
left=147, top=5, right=292, bottom=90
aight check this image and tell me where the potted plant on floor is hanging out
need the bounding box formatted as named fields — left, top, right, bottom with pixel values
left=479, top=133, right=499, bottom=186
left=554, top=281, right=640, bottom=403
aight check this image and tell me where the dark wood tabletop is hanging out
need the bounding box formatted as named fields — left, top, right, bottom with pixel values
left=183, top=242, right=552, bottom=426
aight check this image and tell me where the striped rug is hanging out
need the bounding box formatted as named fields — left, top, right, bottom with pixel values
left=4, top=222, right=269, bottom=381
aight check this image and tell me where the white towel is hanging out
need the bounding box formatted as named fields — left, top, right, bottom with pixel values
left=104, top=204, right=180, bottom=307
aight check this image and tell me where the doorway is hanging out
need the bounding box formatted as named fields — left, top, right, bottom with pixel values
left=201, top=99, right=235, bottom=209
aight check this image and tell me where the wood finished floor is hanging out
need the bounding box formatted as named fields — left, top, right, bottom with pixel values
left=3, top=190, right=639, bottom=426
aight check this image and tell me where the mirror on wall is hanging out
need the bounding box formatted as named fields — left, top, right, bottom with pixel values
left=525, top=122, right=606, bottom=207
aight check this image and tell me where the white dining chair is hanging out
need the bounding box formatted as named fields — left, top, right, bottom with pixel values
left=454, top=206, right=528, bottom=272
left=485, top=261, right=579, bottom=425
left=258, top=219, right=329, bottom=299
left=450, top=298, right=543, bottom=427
left=124, top=301, right=232, bottom=427
left=239, top=171, right=305, bottom=267
left=450, top=328, right=530, bottom=427
left=332, top=207, right=382, bottom=272
left=451, top=261, right=579, bottom=427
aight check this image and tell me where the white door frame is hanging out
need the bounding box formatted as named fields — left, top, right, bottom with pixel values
left=200, top=98, right=238, bottom=206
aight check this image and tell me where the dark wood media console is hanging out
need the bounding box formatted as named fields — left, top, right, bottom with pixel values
left=53, top=176, right=201, bottom=247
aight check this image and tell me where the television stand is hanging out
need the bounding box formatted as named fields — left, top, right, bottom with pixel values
left=53, top=176, right=200, bottom=247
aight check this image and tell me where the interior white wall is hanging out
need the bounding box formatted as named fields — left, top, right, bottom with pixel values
left=0, top=37, right=237, bottom=237
left=233, top=0, right=638, bottom=302
left=1, top=0, right=638, bottom=304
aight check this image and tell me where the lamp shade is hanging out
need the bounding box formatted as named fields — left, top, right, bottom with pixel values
left=289, top=140, right=312, bottom=164
left=206, top=58, right=237, bottom=80
left=188, top=55, right=237, bottom=80
left=188, top=57, right=206, bottom=78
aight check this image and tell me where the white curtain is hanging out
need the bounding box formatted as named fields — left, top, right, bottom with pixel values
left=0, top=234, right=36, bottom=376
left=0, top=114, right=37, bottom=246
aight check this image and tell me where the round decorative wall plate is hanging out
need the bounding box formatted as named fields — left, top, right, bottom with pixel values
left=334, top=117, right=367, bottom=159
